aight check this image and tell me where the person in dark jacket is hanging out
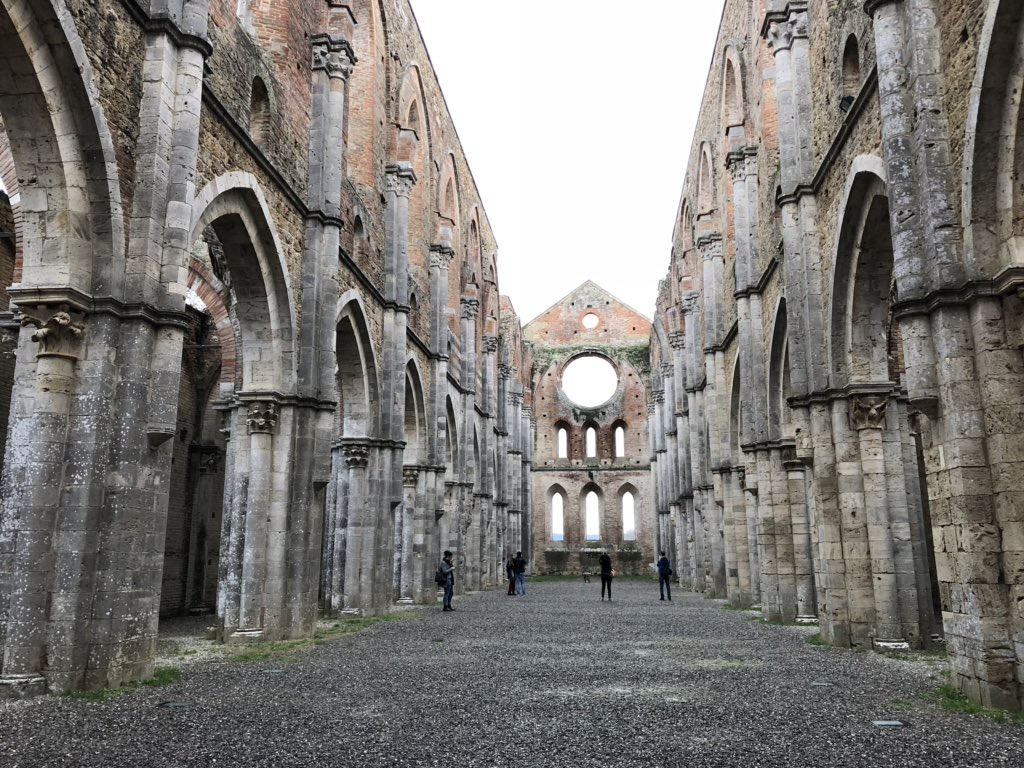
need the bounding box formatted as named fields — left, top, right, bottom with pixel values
left=440, top=550, right=455, bottom=611
left=657, top=551, right=672, bottom=601
left=506, top=555, right=516, bottom=595
left=599, top=551, right=613, bottom=601
left=513, top=551, right=527, bottom=595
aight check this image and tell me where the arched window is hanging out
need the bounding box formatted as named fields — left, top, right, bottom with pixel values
left=249, top=78, right=270, bottom=145
left=557, top=427, right=568, bottom=459
left=842, top=35, right=861, bottom=108
left=615, top=425, right=625, bottom=457
left=551, top=493, right=564, bottom=542
left=622, top=492, right=636, bottom=541
left=585, top=492, right=600, bottom=540
left=585, top=426, right=597, bottom=458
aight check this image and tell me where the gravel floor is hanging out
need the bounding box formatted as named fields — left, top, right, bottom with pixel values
left=1, top=579, right=1021, bottom=768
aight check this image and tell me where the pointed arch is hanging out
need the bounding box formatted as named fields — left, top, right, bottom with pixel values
left=403, top=358, right=426, bottom=464
left=617, top=483, right=639, bottom=542
left=827, top=157, right=890, bottom=386
left=728, top=353, right=742, bottom=458
left=697, top=143, right=716, bottom=216
left=0, top=0, right=125, bottom=296
left=336, top=293, right=380, bottom=438
left=767, top=299, right=791, bottom=441
left=963, top=0, right=1024, bottom=276
left=581, top=483, right=604, bottom=541
left=191, top=174, right=298, bottom=393
left=722, top=47, right=745, bottom=131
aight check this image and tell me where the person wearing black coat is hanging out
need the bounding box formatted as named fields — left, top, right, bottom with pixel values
left=657, top=552, right=673, bottom=601
left=599, top=551, right=613, bottom=601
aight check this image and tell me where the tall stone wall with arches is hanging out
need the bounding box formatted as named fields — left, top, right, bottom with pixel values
left=525, top=281, right=654, bottom=576
left=0, top=0, right=534, bottom=698
left=652, top=0, right=1024, bottom=712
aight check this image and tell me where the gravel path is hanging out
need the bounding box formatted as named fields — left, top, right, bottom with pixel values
left=2, top=578, right=1021, bottom=768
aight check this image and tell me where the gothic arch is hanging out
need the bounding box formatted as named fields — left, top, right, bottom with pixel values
left=547, top=483, right=567, bottom=544
left=336, top=292, right=380, bottom=438
left=403, top=359, right=426, bottom=465
left=697, top=142, right=716, bottom=216
left=826, top=158, right=891, bottom=386
left=191, top=174, right=297, bottom=393
left=0, top=0, right=125, bottom=296
left=767, top=298, right=791, bottom=441
left=438, top=153, right=461, bottom=253
left=722, top=46, right=745, bottom=131
left=728, top=353, right=742, bottom=458
left=963, top=0, right=1024, bottom=276
left=444, top=395, right=459, bottom=475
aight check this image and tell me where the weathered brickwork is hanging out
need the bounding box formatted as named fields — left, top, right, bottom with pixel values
left=653, top=0, right=1024, bottom=712
left=0, top=0, right=533, bottom=698
left=526, top=282, right=654, bottom=576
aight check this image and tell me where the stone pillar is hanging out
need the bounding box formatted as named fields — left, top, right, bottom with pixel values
left=340, top=441, right=371, bottom=613
left=396, top=467, right=418, bottom=603
left=233, top=401, right=278, bottom=638
left=0, top=308, right=84, bottom=695
left=784, top=449, right=816, bottom=620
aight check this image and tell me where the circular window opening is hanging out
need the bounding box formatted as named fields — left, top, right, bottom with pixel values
left=581, top=312, right=599, bottom=330
left=561, top=355, right=618, bottom=407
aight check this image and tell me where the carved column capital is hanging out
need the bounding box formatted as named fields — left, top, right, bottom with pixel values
left=21, top=306, right=85, bottom=360
left=698, top=237, right=723, bottom=261
left=850, top=395, right=887, bottom=430
left=660, top=363, right=674, bottom=379
left=246, top=401, right=279, bottom=435
left=461, top=298, right=480, bottom=319
left=499, top=363, right=513, bottom=380
left=669, top=331, right=686, bottom=350
left=482, top=335, right=499, bottom=354
left=509, top=391, right=523, bottom=407
left=429, top=245, right=455, bottom=270
left=385, top=164, right=416, bottom=197
left=403, top=466, right=420, bottom=486
left=341, top=442, right=370, bottom=468
left=681, top=292, right=702, bottom=315
left=311, top=35, right=355, bottom=80
left=863, top=0, right=902, bottom=18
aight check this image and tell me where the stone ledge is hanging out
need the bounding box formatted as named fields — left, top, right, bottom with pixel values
left=0, top=674, right=46, bottom=700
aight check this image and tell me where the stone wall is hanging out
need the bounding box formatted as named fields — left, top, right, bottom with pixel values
left=652, top=0, right=1024, bottom=712
left=0, top=0, right=533, bottom=698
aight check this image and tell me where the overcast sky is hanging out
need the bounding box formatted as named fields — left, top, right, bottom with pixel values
left=409, top=1, right=725, bottom=324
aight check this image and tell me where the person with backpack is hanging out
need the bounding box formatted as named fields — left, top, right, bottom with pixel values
left=657, top=551, right=673, bottom=601
left=512, top=550, right=527, bottom=596
left=438, top=550, right=455, bottom=611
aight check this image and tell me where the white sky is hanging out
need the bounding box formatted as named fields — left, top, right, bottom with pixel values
left=409, top=0, right=726, bottom=324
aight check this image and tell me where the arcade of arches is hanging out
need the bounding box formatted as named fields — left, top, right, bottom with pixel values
left=0, top=0, right=1021, bottom=717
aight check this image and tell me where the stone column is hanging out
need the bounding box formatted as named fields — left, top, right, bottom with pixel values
left=340, top=441, right=371, bottom=613
left=0, top=309, right=84, bottom=695
left=233, top=401, right=278, bottom=638
left=396, top=467, right=418, bottom=603
left=784, top=449, right=816, bottom=620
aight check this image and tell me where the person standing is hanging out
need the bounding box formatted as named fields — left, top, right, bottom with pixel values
left=506, top=555, right=516, bottom=596
left=440, top=550, right=455, bottom=611
left=657, top=551, right=672, bottom=601
left=513, top=550, right=527, bottom=596
left=599, top=551, right=613, bottom=601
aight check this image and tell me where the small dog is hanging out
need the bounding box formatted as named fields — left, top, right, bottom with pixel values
left=582, top=571, right=592, bottom=583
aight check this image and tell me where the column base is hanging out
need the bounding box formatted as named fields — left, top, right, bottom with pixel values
left=872, top=638, right=911, bottom=652
left=0, top=674, right=46, bottom=700
left=796, top=615, right=819, bottom=625
left=225, top=629, right=265, bottom=645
